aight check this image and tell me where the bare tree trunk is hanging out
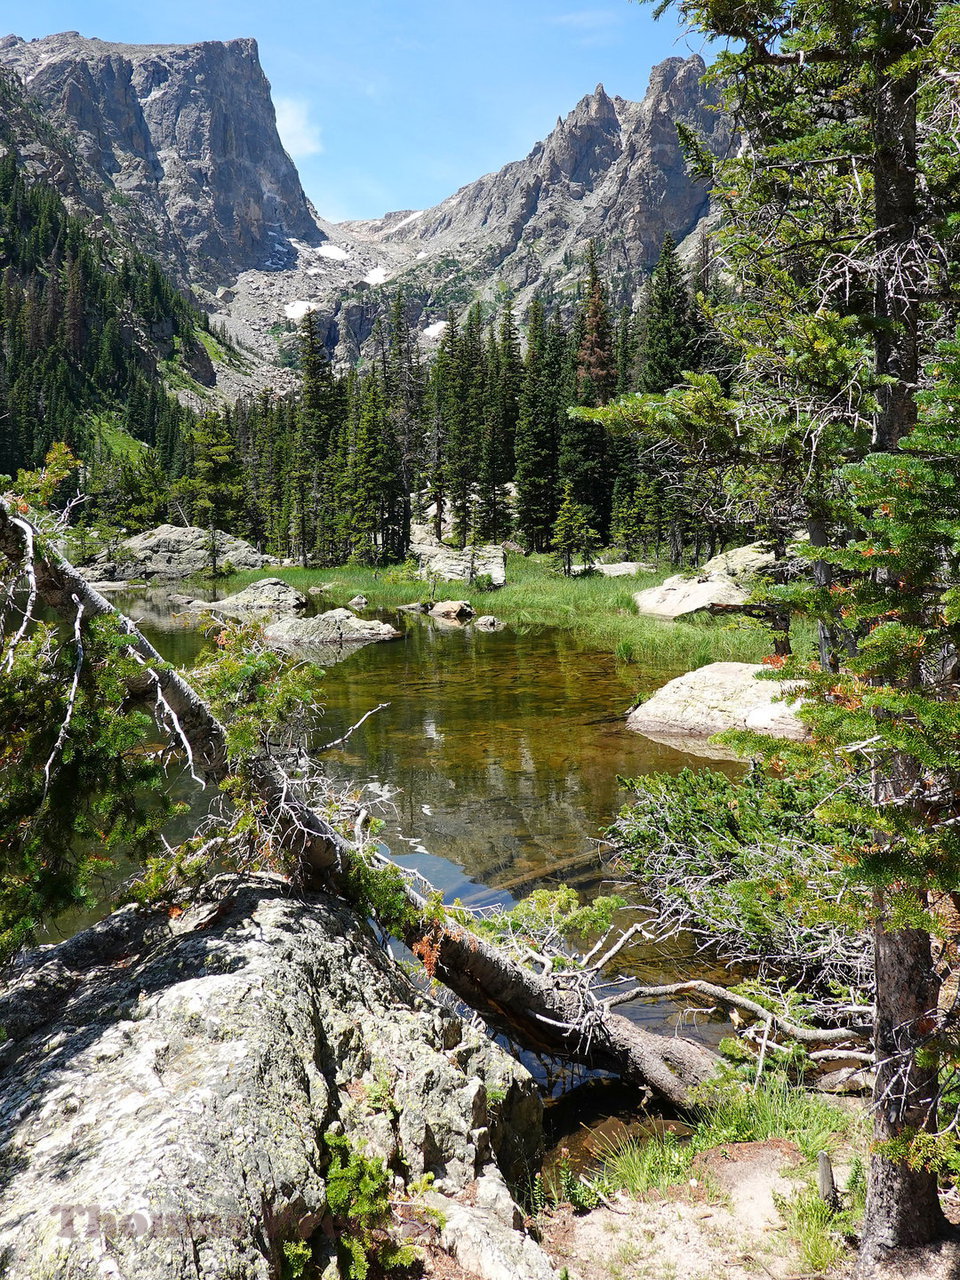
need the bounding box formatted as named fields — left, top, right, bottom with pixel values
left=0, top=504, right=719, bottom=1107
left=857, top=896, right=946, bottom=1273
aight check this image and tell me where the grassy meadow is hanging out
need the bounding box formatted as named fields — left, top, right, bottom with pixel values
left=219, top=552, right=813, bottom=679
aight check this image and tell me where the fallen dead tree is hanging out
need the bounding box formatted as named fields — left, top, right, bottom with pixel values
left=0, top=502, right=868, bottom=1106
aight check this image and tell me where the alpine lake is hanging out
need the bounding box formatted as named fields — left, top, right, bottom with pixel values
left=59, top=581, right=746, bottom=1132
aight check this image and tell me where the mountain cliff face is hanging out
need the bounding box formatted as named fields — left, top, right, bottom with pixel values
left=0, top=32, right=325, bottom=285
left=213, top=54, right=732, bottom=362
left=0, top=34, right=731, bottom=374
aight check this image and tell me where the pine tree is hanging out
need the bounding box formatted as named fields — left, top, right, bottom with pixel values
left=636, top=234, right=700, bottom=394
left=344, top=374, right=406, bottom=565
left=474, top=322, right=514, bottom=543
left=551, top=483, right=601, bottom=577
left=440, top=305, right=484, bottom=547
left=575, top=241, right=617, bottom=407
left=383, top=288, right=424, bottom=527
left=287, top=316, right=340, bottom=565
left=170, top=412, right=245, bottom=570
left=614, top=0, right=960, bottom=1253
left=514, top=298, right=560, bottom=551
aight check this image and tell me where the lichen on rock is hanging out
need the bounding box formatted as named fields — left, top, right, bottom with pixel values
left=0, top=877, right=541, bottom=1279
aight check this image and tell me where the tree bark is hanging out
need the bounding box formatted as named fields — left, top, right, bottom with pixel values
left=871, top=10, right=926, bottom=454
left=0, top=503, right=719, bottom=1107
left=857, top=896, right=947, bottom=1273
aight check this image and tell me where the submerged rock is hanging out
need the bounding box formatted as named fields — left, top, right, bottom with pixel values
left=347, top=594, right=368, bottom=610
left=627, top=661, right=808, bottom=749
left=264, top=609, right=402, bottom=663
left=0, top=878, right=541, bottom=1278
left=474, top=615, right=504, bottom=632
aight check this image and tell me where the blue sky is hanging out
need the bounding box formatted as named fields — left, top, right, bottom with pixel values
left=8, top=2, right=710, bottom=222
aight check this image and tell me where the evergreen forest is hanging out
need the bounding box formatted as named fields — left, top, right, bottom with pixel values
left=7, top=0, right=960, bottom=1271
left=1, top=145, right=728, bottom=571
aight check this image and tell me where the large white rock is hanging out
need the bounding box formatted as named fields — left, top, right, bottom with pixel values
left=627, top=661, right=808, bottom=744
left=699, top=542, right=776, bottom=579
left=634, top=572, right=749, bottom=619
left=634, top=543, right=778, bottom=619
left=0, top=880, right=541, bottom=1278
left=179, top=577, right=307, bottom=619
left=417, top=543, right=507, bottom=587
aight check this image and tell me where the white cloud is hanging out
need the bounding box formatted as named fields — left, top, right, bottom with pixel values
left=551, top=9, right=623, bottom=44
left=553, top=8, right=621, bottom=28
left=274, top=97, right=325, bottom=159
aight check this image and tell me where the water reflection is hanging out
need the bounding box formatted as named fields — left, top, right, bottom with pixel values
left=81, top=594, right=743, bottom=1046
left=309, top=616, right=740, bottom=904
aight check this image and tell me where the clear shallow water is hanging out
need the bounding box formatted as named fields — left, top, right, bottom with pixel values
left=92, top=589, right=742, bottom=1045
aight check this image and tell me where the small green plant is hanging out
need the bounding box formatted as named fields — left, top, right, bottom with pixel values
left=528, top=1155, right=607, bottom=1214
left=380, top=558, right=422, bottom=586
left=481, top=885, right=626, bottom=951
left=774, top=1182, right=859, bottom=1273
left=486, top=1083, right=508, bottom=1107
left=345, top=856, right=420, bottom=936
left=324, top=1133, right=418, bottom=1279
left=598, top=1130, right=694, bottom=1197
left=471, top=572, right=497, bottom=592
left=281, top=1239, right=312, bottom=1279
left=364, top=1062, right=397, bottom=1116
left=693, top=1073, right=852, bottom=1161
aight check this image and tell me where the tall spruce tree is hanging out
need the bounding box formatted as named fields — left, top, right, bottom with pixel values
left=636, top=234, right=700, bottom=394
left=514, top=298, right=560, bottom=551
left=575, top=241, right=617, bottom=407
left=560, top=251, right=614, bottom=539
left=614, top=0, right=960, bottom=1257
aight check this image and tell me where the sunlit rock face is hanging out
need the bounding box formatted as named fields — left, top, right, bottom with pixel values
left=0, top=31, right=326, bottom=284
left=0, top=36, right=733, bottom=374
left=333, top=55, right=734, bottom=352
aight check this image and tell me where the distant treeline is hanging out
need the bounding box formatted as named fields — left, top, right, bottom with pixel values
left=156, top=238, right=731, bottom=567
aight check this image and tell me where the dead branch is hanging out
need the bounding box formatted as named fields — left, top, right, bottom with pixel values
left=625, top=979, right=870, bottom=1045
left=319, top=702, right=391, bottom=752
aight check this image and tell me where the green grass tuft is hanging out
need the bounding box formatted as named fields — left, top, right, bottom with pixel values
left=693, top=1072, right=854, bottom=1161
left=596, top=1073, right=855, bottom=1201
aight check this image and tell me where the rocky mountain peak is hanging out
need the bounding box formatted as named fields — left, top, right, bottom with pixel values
left=328, top=55, right=733, bottom=345
left=540, top=80, right=623, bottom=186
left=0, top=31, right=325, bottom=286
